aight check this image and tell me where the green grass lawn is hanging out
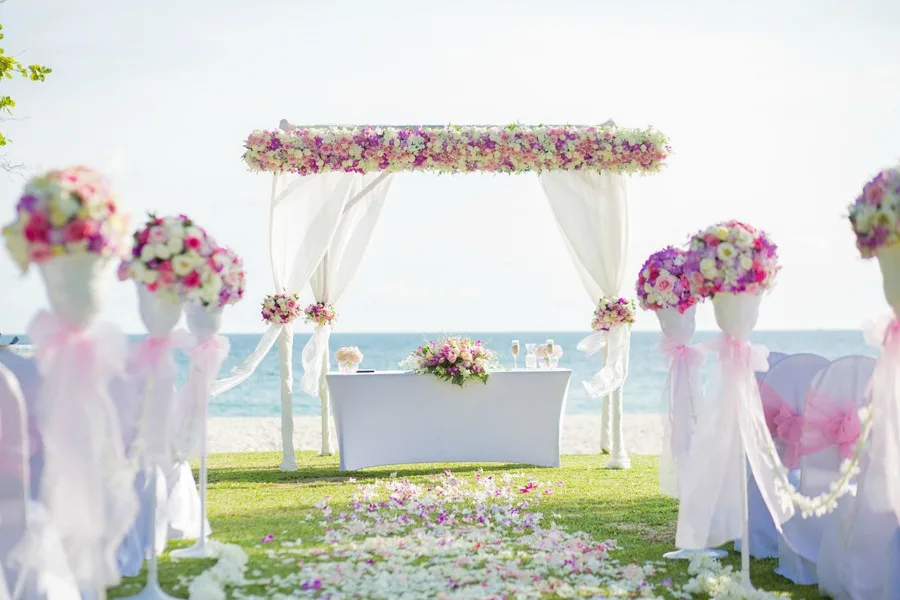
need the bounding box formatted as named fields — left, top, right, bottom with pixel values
left=110, top=453, right=823, bottom=598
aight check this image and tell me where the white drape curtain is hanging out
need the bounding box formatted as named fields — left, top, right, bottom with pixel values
left=300, top=173, right=394, bottom=455
left=213, top=171, right=358, bottom=471
left=539, top=171, right=631, bottom=466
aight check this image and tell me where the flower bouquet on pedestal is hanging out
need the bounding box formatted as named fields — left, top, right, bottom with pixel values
left=401, top=336, right=498, bottom=387
left=677, top=220, right=790, bottom=587
left=120, top=213, right=219, bottom=600
left=636, top=246, right=702, bottom=501
left=1, top=166, right=137, bottom=595
left=849, top=164, right=900, bottom=522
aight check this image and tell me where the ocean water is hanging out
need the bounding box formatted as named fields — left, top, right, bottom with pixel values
left=200, top=330, right=875, bottom=418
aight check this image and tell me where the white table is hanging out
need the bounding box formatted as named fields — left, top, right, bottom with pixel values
left=327, top=369, right=571, bottom=471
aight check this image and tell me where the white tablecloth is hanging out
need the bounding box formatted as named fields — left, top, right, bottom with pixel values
left=327, top=369, right=571, bottom=471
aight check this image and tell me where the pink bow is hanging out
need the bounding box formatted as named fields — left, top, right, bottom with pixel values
left=29, top=311, right=126, bottom=378
left=660, top=337, right=703, bottom=366
left=130, top=330, right=194, bottom=372
left=188, top=335, right=227, bottom=359
left=709, top=334, right=769, bottom=373
left=759, top=383, right=804, bottom=469
left=802, top=391, right=861, bottom=460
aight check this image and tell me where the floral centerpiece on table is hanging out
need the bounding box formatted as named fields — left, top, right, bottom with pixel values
left=2, top=166, right=130, bottom=271
left=261, top=292, right=302, bottom=324
left=335, top=346, right=363, bottom=373
left=591, top=297, right=637, bottom=331
left=207, top=246, right=246, bottom=307
left=401, top=336, right=498, bottom=387
left=119, top=214, right=217, bottom=303
left=534, top=344, right=563, bottom=360
left=304, top=302, right=337, bottom=327
left=635, top=247, right=698, bottom=313
left=848, top=164, right=900, bottom=258
left=684, top=220, right=779, bottom=298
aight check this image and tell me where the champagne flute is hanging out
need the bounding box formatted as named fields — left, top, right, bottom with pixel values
left=511, top=339, right=520, bottom=370
left=545, top=339, right=554, bottom=369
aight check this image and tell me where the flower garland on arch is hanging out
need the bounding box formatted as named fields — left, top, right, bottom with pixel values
left=243, top=124, right=670, bottom=176
left=303, top=302, right=337, bottom=327
left=261, top=292, right=302, bottom=324
left=591, top=297, right=637, bottom=331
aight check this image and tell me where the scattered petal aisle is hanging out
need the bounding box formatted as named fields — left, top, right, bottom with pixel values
left=179, top=471, right=782, bottom=599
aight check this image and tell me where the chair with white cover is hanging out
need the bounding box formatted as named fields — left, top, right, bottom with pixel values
left=0, top=362, right=79, bottom=600
left=776, top=355, right=875, bottom=585
left=737, top=352, right=828, bottom=558
left=817, top=362, right=897, bottom=599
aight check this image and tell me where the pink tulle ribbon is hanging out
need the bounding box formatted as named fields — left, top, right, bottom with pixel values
left=129, top=330, right=194, bottom=466
left=676, top=330, right=793, bottom=550
left=801, top=391, right=861, bottom=460
left=658, top=336, right=703, bottom=498
left=863, top=316, right=900, bottom=518
left=172, top=335, right=230, bottom=460
left=759, top=383, right=804, bottom=469
left=25, top=310, right=137, bottom=588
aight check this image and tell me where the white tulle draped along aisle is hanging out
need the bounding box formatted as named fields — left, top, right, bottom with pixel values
left=540, top=170, right=632, bottom=468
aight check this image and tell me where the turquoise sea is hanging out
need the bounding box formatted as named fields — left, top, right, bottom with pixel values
left=7, top=331, right=876, bottom=416
left=195, top=330, right=874, bottom=417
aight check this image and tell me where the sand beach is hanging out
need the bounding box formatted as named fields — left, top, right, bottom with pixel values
left=207, top=413, right=664, bottom=456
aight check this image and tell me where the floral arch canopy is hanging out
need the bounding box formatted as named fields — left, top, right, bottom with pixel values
left=243, top=123, right=670, bottom=176
left=229, top=120, right=669, bottom=470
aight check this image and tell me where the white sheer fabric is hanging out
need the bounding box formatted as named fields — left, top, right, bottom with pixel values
left=656, top=306, right=703, bottom=498
left=817, top=353, right=900, bottom=598
left=675, top=293, right=794, bottom=549
left=540, top=171, right=630, bottom=464
left=300, top=173, right=393, bottom=455
left=0, top=363, right=79, bottom=600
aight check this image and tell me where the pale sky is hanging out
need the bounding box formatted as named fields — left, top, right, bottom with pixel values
left=1, top=0, right=898, bottom=334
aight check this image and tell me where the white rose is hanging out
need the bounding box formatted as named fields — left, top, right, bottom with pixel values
left=735, top=229, right=753, bottom=249
left=140, top=244, right=156, bottom=262
left=56, top=194, right=81, bottom=217
left=172, top=255, right=195, bottom=276
left=699, top=257, right=717, bottom=276
left=167, top=237, right=183, bottom=255
left=155, top=244, right=172, bottom=260
left=739, top=254, right=753, bottom=270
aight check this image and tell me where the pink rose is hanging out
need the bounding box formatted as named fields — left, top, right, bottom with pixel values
left=184, top=235, right=202, bottom=250
left=689, top=271, right=705, bottom=287
left=159, top=270, right=177, bottom=285
left=64, top=219, right=97, bottom=243
left=146, top=281, right=159, bottom=292
left=865, top=182, right=885, bottom=204
left=24, top=214, right=50, bottom=243
left=148, top=226, right=168, bottom=244
left=654, top=275, right=674, bottom=293
left=184, top=271, right=201, bottom=287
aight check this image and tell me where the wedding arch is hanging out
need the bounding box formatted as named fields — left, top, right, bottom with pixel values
left=214, top=119, right=671, bottom=471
